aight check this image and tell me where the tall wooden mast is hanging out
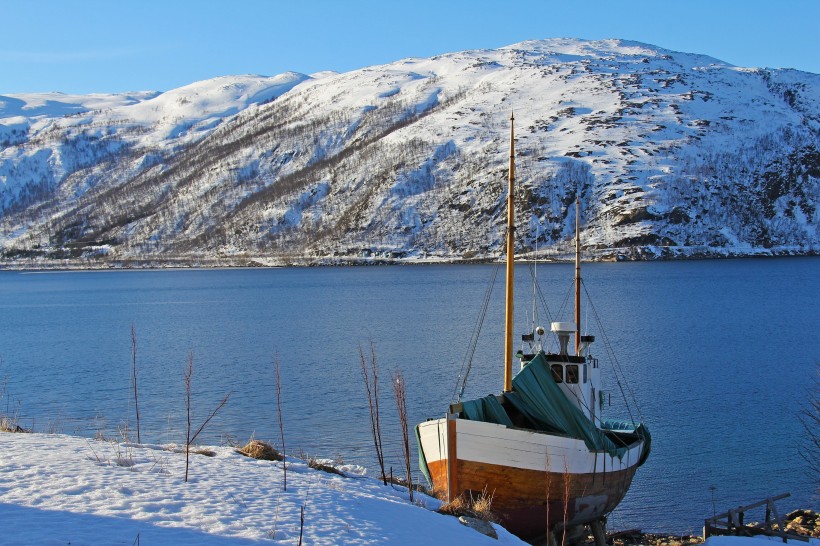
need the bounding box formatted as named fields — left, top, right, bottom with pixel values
left=574, top=195, right=581, bottom=354
left=504, top=113, right=515, bottom=392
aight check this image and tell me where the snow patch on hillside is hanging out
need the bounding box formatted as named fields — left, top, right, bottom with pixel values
left=0, top=38, right=818, bottom=264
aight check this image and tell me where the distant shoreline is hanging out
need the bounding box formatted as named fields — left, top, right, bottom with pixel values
left=1, top=250, right=817, bottom=272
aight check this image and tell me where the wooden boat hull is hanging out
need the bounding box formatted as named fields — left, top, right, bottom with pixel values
left=417, top=416, right=647, bottom=541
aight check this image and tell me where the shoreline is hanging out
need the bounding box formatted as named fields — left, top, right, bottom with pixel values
left=1, top=250, right=817, bottom=272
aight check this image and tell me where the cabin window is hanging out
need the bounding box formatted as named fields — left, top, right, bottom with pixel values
left=566, top=364, right=579, bottom=384
left=550, top=364, right=563, bottom=383
left=583, top=364, right=588, bottom=383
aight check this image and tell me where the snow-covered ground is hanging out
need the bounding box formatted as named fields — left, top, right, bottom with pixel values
left=0, top=432, right=522, bottom=545
left=1, top=432, right=816, bottom=545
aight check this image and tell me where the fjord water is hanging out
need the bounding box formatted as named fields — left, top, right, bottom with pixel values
left=0, top=259, right=817, bottom=533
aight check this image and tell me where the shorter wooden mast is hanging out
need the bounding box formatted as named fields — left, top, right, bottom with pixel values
left=574, top=195, right=581, bottom=354
left=504, top=113, right=515, bottom=392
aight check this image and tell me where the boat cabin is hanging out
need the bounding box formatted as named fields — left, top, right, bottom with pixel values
left=517, top=321, right=602, bottom=424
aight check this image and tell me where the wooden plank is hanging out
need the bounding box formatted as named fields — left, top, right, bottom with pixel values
left=769, top=496, right=783, bottom=530
left=702, top=493, right=808, bottom=543
left=446, top=413, right=458, bottom=502
left=707, top=493, right=791, bottom=522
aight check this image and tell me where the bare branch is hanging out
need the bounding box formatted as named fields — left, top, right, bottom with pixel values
left=360, top=341, right=386, bottom=485
left=130, top=323, right=140, bottom=444
left=188, top=392, right=232, bottom=445
left=392, top=370, right=413, bottom=502
left=274, top=353, right=287, bottom=491
left=184, top=351, right=231, bottom=482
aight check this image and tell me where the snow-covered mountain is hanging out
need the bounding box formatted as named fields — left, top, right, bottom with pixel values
left=1, top=38, right=818, bottom=266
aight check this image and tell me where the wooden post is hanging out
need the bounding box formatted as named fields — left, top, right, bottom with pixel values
left=446, top=413, right=458, bottom=502
left=769, top=497, right=783, bottom=533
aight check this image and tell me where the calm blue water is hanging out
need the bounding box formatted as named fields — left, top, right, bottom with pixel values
left=0, top=259, right=817, bottom=533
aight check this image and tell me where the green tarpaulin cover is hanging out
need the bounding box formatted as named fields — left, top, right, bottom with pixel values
left=508, top=352, right=627, bottom=459
left=461, top=394, right=513, bottom=427
left=460, top=351, right=649, bottom=461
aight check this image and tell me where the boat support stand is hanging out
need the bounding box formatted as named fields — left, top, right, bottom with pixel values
left=546, top=518, right=607, bottom=546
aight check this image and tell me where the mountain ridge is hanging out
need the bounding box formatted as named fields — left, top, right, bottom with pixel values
left=1, top=38, right=818, bottom=266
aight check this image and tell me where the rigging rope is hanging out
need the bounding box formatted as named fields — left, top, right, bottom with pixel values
left=452, top=263, right=500, bottom=403
left=582, top=280, right=644, bottom=425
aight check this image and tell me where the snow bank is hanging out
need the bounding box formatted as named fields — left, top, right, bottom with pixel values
left=0, top=432, right=523, bottom=545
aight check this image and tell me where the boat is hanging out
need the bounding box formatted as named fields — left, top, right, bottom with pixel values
left=415, top=113, right=651, bottom=543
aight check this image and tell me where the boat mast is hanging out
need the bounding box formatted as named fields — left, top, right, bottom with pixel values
left=504, top=113, right=515, bottom=392
left=574, top=195, right=581, bottom=354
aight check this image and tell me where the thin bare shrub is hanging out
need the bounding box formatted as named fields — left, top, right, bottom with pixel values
left=0, top=408, right=26, bottom=432
left=220, top=433, right=239, bottom=447
left=130, top=324, right=141, bottom=443
left=0, top=360, right=27, bottom=433
left=359, top=341, right=386, bottom=485
left=274, top=354, right=287, bottom=490
left=85, top=431, right=135, bottom=469
left=297, top=485, right=312, bottom=546
left=87, top=440, right=108, bottom=465
left=183, top=351, right=231, bottom=482
left=147, top=450, right=170, bottom=475
left=0, top=416, right=21, bottom=433
left=392, top=370, right=413, bottom=502
left=116, top=425, right=136, bottom=467
left=45, top=412, right=64, bottom=435
left=545, top=451, right=552, bottom=543
left=298, top=501, right=306, bottom=546
left=266, top=487, right=283, bottom=540
left=562, top=457, right=571, bottom=546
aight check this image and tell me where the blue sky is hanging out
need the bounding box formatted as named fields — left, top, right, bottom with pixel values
left=2, top=0, right=818, bottom=94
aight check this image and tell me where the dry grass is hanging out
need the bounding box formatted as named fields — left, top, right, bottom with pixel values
left=307, top=457, right=345, bottom=476
left=237, top=439, right=282, bottom=461
left=0, top=416, right=29, bottom=433
left=437, top=487, right=497, bottom=523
